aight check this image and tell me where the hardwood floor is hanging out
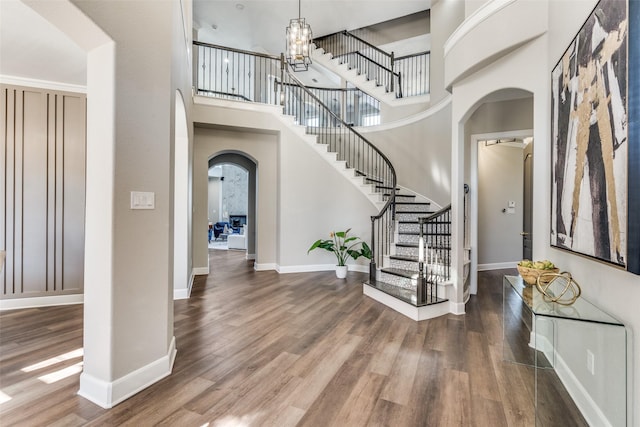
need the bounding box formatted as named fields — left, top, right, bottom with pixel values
left=0, top=250, right=586, bottom=426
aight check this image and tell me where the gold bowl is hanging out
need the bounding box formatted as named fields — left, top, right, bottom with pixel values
left=517, top=265, right=560, bottom=286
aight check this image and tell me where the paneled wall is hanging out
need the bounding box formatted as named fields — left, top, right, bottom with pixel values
left=1, top=84, right=86, bottom=299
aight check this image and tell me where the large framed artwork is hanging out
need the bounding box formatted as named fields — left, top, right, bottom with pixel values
left=550, top=0, right=639, bottom=273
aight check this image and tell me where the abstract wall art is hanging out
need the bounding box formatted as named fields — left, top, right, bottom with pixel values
left=550, top=0, right=633, bottom=269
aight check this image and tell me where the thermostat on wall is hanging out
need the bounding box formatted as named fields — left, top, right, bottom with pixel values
left=131, top=191, right=155, bottom=209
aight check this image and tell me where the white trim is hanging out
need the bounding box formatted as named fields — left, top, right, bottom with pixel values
left=277, top=263, right=369, bottom=274
left=0, top=294, right=84, bottom=311
left=254, top=263, right=277, bottom=271
left=449, top=301, right=466, bottom=315
left=477, top=261, right=519, bottom=271
left=78, top=336, right=176, bottom=409
left=246, top=253, right=256, bottom=260
left=356, top=95, right=451, bottom=134
left=363, top=284, right=450, bottom=321
left=173, top=273, right=194, bottom=300
left=444, top=0, right=517, bottom=55
left=0, top=75, right=87, bottom=93
left=192, top=266, right=209, bottom=275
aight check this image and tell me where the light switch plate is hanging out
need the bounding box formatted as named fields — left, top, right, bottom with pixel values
left=131, top=191, right=155, bottom=209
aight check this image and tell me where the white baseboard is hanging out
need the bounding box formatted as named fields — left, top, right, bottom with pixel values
left=277, top=264, right=369, bottom=274
left=254, top=263, right=277, bottom=271
left=477, top=261, right=518, bottom=271
left=173, top=273, right=194, bottom=300
left=192, top=266, right=209, bottom=275
left=0, top=294, right=84, bottom=311
left=78, top=336, right=177, bottom=408
left=363, top=284, right=450, bottom=321
left=449, top=301, right=466, bottom=315
left=246, top=253, right=256, bottom=260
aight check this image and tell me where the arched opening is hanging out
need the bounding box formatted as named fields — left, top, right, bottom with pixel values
left=208, top=153, right=257, bottom=259
left=460, top=89, right=534, bottom=299
left=174, top=90, right=191, bottom=298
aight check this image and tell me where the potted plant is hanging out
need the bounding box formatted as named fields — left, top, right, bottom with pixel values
left=308, top=229, right=372, bottom=278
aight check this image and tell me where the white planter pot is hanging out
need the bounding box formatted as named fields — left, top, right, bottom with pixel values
left=336, top=265, right=348, bottom=279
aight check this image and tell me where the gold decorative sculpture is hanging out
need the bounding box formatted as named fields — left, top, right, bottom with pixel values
left=536, top=271, right=581, bottom=306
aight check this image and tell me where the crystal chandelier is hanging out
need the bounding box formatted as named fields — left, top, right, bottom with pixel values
left=286, top=0, right=313, bottom=71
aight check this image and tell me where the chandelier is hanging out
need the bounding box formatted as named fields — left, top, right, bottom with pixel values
left=286, top=0, right=313, bottom=71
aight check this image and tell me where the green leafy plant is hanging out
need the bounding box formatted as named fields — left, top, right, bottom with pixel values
left=307, top=229, right=372, bottom=266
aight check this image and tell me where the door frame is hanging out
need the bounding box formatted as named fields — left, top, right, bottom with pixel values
left=469, top=129, right=533, bottom=295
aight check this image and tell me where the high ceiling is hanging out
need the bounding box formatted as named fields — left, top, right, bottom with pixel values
left=194, top=0, right=431, bottom=54
left=0, top=0, right=430, bottom=87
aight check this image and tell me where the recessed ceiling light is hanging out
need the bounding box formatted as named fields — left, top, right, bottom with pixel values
left=236, top=3, right=244, bottom=10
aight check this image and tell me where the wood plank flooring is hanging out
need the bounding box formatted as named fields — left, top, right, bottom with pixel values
left=0, top=249, right=586, bottom=426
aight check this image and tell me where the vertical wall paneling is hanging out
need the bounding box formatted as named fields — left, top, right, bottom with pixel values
left=62, top=95, right=85, bottom=291
left=22, top=89, right=48, bottom=294
left=1, top=84, right=86, bottom=299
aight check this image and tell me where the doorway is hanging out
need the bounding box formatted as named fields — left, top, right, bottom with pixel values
left=469, top=129, right=533, bottom=295
left=208, top=153, right=257, bottom=258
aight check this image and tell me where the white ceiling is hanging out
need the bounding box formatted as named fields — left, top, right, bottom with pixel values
left=194, top=0, right=431, bottom=54
left=0, top=0, right=430, bottom=87
left=0, top=0, right=87, bottom=86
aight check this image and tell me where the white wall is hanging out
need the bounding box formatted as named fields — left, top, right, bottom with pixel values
left=360, top=101, right=453, bottom=207
left=193, top=126, right=277, bottom=271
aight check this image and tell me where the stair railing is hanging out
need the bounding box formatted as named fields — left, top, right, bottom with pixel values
left=419, top=204, right=452, bottom=303
left=193, top=41, right=281, bottom=105
left=395, top=51, right=430, bottom=97
left=314, top=31, right=402, bottom=98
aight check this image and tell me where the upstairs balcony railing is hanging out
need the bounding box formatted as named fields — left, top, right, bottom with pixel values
left=194, top=41, right=381, bottom=126
left=395, top=51, right=430, bottom=97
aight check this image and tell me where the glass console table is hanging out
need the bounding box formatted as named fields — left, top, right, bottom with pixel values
left=503, top=275, right=629, bottom=426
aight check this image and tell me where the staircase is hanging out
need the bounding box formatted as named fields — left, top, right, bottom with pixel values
left=313, top=30, right=431, bottom=105
left=193, top=40, right=451, bottom=321
left=313, top=30, right=401, bottom=105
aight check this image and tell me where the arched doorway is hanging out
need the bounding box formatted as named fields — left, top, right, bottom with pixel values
left=208, top=153, right=257, bottom=258
left=460, top=89, right=534, bottom=298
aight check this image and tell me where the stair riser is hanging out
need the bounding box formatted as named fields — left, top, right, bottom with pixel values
left=396, top=204, right=432, bottom=213
left=396, top=212, right=431, bottom=222
left=396, top=234, right=451, bottom=247
left=377, top=272, right=444, bottom=297
left=388, top=259, right=450, bottom=277
left=386, top=195, right=417, bottom=203
left=379, top=271, right=416, bottom=289
left=398, top=223, right=420, bottom=233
